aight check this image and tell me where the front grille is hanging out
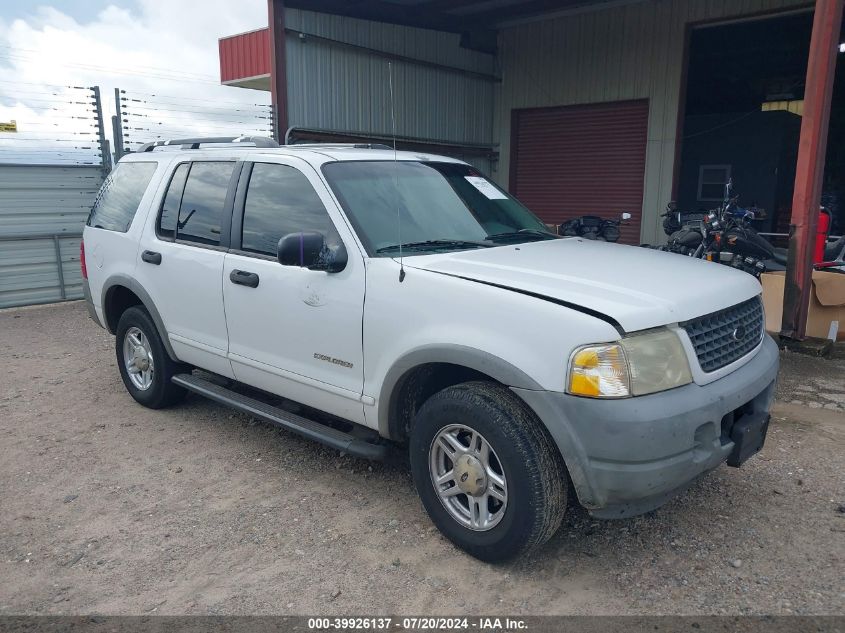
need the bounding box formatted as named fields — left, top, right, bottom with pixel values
left=681, top=296, right=764, bottom=372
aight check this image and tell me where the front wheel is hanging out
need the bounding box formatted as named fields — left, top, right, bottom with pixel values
left=409, top=382, right=567, bottom=562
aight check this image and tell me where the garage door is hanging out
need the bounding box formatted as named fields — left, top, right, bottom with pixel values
left=510, top=100, right=649, bottom=244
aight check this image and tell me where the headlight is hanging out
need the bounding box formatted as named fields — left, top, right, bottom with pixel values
left=568, top=329, right=692, bottom=398
left=567, top=344, right=630, bottom=398
left=621, top=328, right=692, bottom=396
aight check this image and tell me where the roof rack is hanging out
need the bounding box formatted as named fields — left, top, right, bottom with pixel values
left=286, top=142, right=393, bottom=151
left=137, top=136, right=279, bottom=152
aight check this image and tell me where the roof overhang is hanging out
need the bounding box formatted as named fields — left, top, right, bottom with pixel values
left=219, top=0, right=637, bottom=87
left=284, top=0, right=628, bottom=35
left=222, top=74, right=271, bottom=91
left=219, top=28, right=271, bottom=89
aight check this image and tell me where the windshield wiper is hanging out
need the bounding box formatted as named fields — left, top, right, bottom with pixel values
left=485, top=229, right=559, bottom=242
left=376, top=239, right=490, bottom=254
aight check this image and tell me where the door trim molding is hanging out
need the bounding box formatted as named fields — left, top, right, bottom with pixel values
left=228, top=352, right=365, bottom=403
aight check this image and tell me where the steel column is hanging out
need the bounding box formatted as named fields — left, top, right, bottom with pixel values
left=780, top=0, right=843, bottom=340
left=268, top=0, right=289, bottom=143
left=111, top=116, right=121, bottom=159
left=113, top=88, right=126, bottom=159
left=52, top=235, right=66, bottom=300
left=91, top=86, right=112, bottom=172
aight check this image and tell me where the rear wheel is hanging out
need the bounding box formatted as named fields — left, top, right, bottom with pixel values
left=115, top=306, right=187, bottom=409
left=409, top=381, right=567, bottom=562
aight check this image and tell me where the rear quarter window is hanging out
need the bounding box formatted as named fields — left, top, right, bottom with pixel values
left=87, top=162, right=158, bottom=232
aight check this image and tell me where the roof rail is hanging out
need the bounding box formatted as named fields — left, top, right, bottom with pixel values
left=137, top=136, right=279, bottom=152
left=286, top=142, right=393, bottom=151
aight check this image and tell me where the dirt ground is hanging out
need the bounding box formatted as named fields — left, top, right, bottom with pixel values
left=0, top=301, right=843, bottom=616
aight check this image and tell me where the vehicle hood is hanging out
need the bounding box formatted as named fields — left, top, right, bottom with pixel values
left=404, top=238, right=762, bottom=332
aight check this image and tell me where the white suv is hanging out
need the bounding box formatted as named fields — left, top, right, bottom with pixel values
left=82, top=137, right=779, bottom=561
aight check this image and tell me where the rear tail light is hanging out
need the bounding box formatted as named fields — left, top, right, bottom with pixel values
left=80, top=240, right=88, bottom=279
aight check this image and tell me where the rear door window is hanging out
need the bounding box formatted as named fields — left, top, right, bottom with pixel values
left=87, top=162, right=157, bottom=232
left=174, top=162, right=235, bottom=246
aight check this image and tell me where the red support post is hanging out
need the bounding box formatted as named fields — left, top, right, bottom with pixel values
left=268, top=0, right=289, bottom=143
left=780, top=0, right=843, bottom=339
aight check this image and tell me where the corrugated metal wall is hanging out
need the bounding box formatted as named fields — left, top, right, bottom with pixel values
left=285, top=9, right=497, bottom=172
left=495, top=0, right=811, bottom=243
left=0, top=165, right=103, bottom=308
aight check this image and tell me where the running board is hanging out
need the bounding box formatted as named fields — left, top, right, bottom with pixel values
left=172, top=373, right=388, bottom=461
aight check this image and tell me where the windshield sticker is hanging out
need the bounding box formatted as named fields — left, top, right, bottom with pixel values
left=465, top=176, right=508, bottom=200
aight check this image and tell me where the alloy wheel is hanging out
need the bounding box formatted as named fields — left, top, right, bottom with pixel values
left=429, top=424, right=508, bottom=531
left=123, top=326, right=155, bottom=391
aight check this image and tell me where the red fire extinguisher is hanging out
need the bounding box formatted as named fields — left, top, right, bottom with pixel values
left=814, top=207, right=831, bottom=263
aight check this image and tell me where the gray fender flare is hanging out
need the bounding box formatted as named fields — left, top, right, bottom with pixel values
left=377, top=344, right=544, bottom=439
left=101, top=274, right=179, bottom=362
left=509, top=387, right=599, bottom=510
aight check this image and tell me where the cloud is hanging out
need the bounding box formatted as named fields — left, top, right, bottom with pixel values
left=0, top=0, right=271, bottom=163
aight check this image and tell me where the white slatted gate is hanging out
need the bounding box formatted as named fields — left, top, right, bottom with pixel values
left=0, top=164, right=104, bottom=308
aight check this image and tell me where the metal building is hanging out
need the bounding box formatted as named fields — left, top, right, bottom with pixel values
left=220, top=9, right=499, bottom=174
left=496, top=0, right=811, bottom=244
left=219, top=0, right=821, bottom=241
left=220, top=0, right=841, bottom=339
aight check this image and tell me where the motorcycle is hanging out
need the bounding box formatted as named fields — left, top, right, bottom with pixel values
left=654, top=181, right=784, bottom=278
left=559, top=212, right=631, bottom=242
left=573, top=181, right=843, bottom=278
left=655, top=203, right=707, bottom=256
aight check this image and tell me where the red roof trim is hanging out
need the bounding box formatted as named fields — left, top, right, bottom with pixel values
left=219, top=28, right=270, bottom=84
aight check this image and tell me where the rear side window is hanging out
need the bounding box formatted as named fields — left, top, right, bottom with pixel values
left=241, top=163, right=339, bottom=256
left=87, top=162, right=157, bottom=232
left=165, top=161, right=235, bottom=246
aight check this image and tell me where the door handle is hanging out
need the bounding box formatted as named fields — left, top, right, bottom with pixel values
left=229, top=269, right=259, bottom=288
left=141, top=250, right=162, bottom=265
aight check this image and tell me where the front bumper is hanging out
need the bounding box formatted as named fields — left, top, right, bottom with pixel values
left=514, top=335, right=779, bottom=518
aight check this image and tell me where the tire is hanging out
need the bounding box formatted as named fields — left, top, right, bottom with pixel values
left=409, top=381, right=567, bottom=562
left=115, top=306, right=187, bottom=409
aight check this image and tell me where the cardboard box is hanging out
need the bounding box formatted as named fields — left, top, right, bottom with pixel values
left=760, top=270, right=845, bottom=341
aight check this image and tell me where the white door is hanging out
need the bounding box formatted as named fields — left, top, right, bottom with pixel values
left=222, top=159, right=366, bottom=423
left=135, top=160, right=238, bottom=378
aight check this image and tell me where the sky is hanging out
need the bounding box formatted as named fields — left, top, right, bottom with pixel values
left=2, top=0, right=138, bottom=22
left=0, top=0, right=271, bottom=164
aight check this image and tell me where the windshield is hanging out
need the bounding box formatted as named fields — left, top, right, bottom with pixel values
left=322, top=161, right=554, bottom=256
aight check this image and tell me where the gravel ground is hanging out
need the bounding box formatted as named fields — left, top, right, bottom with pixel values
left=0, top=301, right=843, bottom=616
left=777, top=342, right=845, bottom=409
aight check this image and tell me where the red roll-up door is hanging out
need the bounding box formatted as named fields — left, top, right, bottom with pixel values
left=510, top=100, right=649, bottom=244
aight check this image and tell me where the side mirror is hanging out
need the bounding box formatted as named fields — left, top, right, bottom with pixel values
left=277, top=231, right=347, bottom=273
left=621, top=212, right=632, bottom=221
